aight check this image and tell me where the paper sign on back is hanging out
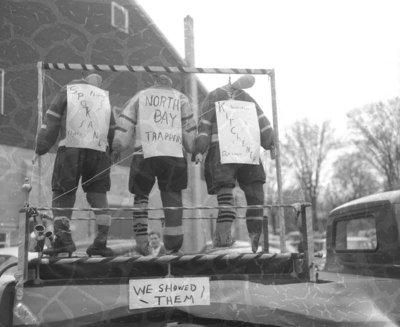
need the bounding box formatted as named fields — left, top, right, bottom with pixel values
left=66, top=84, right=111, bottom=152
left=215, top=100, right=260, bottom=164
left=138, top=88, right=183, bottom=158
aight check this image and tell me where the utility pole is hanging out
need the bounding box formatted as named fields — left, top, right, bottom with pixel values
left=183, top=15, right=206, bottom=253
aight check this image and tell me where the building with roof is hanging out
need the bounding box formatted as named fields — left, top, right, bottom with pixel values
left=0, top=0, right=212, bottom=251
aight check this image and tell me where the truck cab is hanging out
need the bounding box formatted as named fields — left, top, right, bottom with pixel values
left=324, top=190, right=400, bottom=278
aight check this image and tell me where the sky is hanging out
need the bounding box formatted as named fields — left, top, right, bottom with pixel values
left=136, top=0, right=400, bottom=133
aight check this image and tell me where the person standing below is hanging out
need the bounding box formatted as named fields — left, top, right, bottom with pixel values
left=35, top=73, right=116, bottom=257
left=193, top=75, right=274, bottom=253
left=112, top=75, right=196, bottom=255
left=146, top=230, right=166, bottom=257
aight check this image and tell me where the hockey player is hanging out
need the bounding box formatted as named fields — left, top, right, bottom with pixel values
left=193, top=75, right=274, bottom=253
left=35, top=73, right=116, bottom=257
left=112, top=75, right=196, bottom=255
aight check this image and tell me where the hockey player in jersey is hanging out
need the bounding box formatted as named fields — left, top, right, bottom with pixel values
left=193, top=75, right=274, bottom=253
left=35, top=73, right=116, bottom=257
left=112, top=75, right=196, bottom=255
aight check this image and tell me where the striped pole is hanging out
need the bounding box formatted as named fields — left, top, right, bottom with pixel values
left=41, top=62, right=273, bottom=75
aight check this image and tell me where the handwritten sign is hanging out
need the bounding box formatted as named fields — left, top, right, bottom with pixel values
left=138, top=88, right=183, bottom=158
left=215, top=100, right=260, bottom=164
left=129, top=277, right=210, bottom=309
left=66, top=84, right=111, bottom=152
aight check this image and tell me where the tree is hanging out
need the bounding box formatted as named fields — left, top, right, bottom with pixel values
left=281, top=119, right=337, bottom=228
left=348, top=98, right=400, bottom=190
left=322, top=152, right=382, bottom=211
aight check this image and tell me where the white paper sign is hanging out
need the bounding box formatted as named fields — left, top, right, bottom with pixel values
left=138, top=88, right=183, bottom=158
left=215, top=100, right=260, bottom=164
left=66, top=84, right=111, bottom=152
left=129, top=277, right=210, bottom=309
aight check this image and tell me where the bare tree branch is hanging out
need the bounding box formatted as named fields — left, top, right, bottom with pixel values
left=348, top=98, right=400, bottom=190
left=282, top=119, right=337, bottom=228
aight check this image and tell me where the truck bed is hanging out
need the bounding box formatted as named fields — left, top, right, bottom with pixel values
left=1, top=253, right=308, bottom=327
left=31, top=252, right=305, bottom=282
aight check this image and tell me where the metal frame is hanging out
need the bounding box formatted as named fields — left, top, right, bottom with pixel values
left=22, top=62, right=316, bottom=290
left=36, top=61, right=284, bottom=242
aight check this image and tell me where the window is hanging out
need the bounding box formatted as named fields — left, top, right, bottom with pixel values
left=111, top=2, right=129, bottom=34
left=335, top=216, right=377, bottom=251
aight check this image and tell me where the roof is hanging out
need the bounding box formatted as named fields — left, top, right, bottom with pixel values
left=330, top=190, right=400, bottom=215
left=0, top=0, right=207, bottom=149
left=129, top=0, right=186, bottom=66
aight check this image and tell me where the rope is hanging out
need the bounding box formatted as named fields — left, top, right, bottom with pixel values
left=44, top=73, right=63, bottom=88
left=47, top=216, right=287, bottom=221
left=51, top=151, right=136, bottom=203
left=42, top=62, right=273, bottom=75
left=35, top=203, right=311, bottom=213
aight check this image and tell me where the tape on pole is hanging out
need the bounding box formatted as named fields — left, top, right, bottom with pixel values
left=42, top=63, right=273, bottom=75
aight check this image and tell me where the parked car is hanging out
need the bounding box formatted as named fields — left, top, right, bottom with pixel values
left=286, top=231, right=302, bottom=244
left=314, top=238, right=326, bottom=257
left=270, top=238, right=299, bottom=253
left=0, top=247, right=38, bottom=285
left=199, top=237, right=296, bottom=255
left=0, top=247, right=38, bottom=261
left=199, top=240, right=263, bottom=255
left=75, top=239, right=136, bottom=256
left=313, top=238, right=327, bottom=270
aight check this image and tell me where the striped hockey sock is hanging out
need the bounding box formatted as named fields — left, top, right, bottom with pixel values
left=133, top=195, right=149, bottom=254
left=216, top=191, right=235, bottom=224
left=214, top=189, right=235, bottom=246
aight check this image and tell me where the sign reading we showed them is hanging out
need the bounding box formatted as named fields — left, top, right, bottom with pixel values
left=129, top=277, right=210, bottom=309
left=66, top=84, right=111, bottom=152
left=215, top=100, right=260, bottom=164
left=138, top=88, right=183, bottom=158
